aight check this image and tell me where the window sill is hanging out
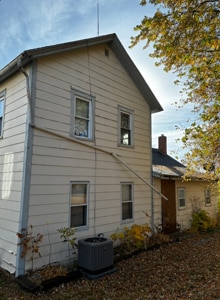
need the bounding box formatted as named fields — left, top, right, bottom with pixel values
left=73, top=135, right=91, bottom=140
left=118, top=144, right=134, bottom=149
left=121, top=219, right=134, bottom=225
left=178, top=206, right=186, bottom=210
left=70, top=134, right=94, bottom=142
left=74, top=225, right=89, bottom=232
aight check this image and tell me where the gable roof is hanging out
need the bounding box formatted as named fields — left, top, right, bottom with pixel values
left=0, top=33, right=163, bottom=113
left=152, top=148, right=186, bottom=178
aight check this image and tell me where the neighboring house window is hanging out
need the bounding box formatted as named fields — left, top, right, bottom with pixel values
left=70, top=182, right=89, bottom=228
left=178, top=188, right=186, bottom=209
left=118, top=106, right=134, bottom=147
left=71, top=89, right=94, bottom=140
left=0, top=91, right=5, bottom=137
left=121, top=183, right=133, bottom=222
left=205, top=189, right=211, bottom=206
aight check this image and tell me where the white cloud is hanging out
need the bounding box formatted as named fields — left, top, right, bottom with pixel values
left=20, top=0, right=121, bottom=45
left=22, top=1, right=75, bottom=44
left=0, top=0, right=97, bottom=67
left=0, top=0, right=194, bottom=160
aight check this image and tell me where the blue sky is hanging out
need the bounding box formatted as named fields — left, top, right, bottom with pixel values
left=0, top=0, right=193, bottom=159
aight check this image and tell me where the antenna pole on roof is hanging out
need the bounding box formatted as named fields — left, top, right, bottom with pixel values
left=97, top=0, right=99, bottom=36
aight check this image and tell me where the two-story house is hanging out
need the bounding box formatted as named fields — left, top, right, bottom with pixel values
left=0, top=33, right=163, bottom=276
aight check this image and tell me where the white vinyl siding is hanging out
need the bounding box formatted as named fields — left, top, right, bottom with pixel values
left=0, top=73, right=28, bottom=273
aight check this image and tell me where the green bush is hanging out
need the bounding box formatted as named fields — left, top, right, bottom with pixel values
left=57, top=227, right=77, bottom=256
left=191, top=209, right=217, bottom=232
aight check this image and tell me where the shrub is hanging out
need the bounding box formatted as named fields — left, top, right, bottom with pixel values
left=111, top=224, right=151, bottom=255
left=57, top=227, right=77, bottom=258
left=17, top=225, right=43, bottom=270
left=191, top=209, right=217, bottom=232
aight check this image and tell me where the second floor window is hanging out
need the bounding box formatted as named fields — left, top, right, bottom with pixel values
left=71, top=89, right=94, bottom=140
left=118, top=106, right=134, bottom=147
left=75, top=97, right=90, bottom=137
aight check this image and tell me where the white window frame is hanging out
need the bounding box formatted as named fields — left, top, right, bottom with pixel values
left=70, top=181, right=89, bottom=229
left=177, top=188, right=186, bottom=209
left=121, top=182, right=134, bottom=223
left=71, top=88, right=94, bottom=140
left=205, top=189, right=211, bottom=206
left=0, top=90, right=6, bottom=138
left=118, top=106, right=134, bottom=147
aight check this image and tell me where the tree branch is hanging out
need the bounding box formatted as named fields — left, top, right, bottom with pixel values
left=196, top=0, right=219, bottom=10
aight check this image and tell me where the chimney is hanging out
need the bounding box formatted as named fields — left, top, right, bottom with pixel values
left=158, top=134, right=167, bottom=155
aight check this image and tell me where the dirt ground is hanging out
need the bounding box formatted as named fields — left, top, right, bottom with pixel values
left=1, top=231, right=220, bottom=300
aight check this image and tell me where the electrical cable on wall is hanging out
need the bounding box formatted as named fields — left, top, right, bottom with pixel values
left=86, top=41, right=97, bottom=235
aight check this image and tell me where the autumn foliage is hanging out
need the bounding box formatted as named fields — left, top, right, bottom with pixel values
left=131, top=0, right=220, bottom=180
left=111, top=224, right=151, bottom=255
left=17, top=225, right=43, bottom=269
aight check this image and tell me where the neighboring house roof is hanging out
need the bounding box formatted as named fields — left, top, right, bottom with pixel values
left=152, top=148, right=186, bottom=178
left=153, top=135, right=219, bottom=181
left=152, top=146, right=208, bottom=180
left=0, top=33, right=163, bottom=113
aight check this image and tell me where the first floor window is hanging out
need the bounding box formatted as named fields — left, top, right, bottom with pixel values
left=121, top=183, right=133, bottom=221
left=118, top=106, right=134, bottom=147
left=205, top=189, right=211, bottom=206
left=70, top=182, right=88, bottom=227
left=71, top=89, right=94, bottom=140
left=178, top=188, right=186, bottom=209
left=0, top=91, right=5, bottom=137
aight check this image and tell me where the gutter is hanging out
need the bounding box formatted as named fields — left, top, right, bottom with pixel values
left=0, top=52, right=32, bottom=83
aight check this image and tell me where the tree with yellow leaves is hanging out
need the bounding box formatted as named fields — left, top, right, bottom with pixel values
left=131, top=0, right=220, bottom=180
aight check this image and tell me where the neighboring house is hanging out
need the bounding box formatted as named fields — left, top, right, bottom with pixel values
left=0, top=33, right=163, bottom=275
left=152, top=135, right=218, bottom=233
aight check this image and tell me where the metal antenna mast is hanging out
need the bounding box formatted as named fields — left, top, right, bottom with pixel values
left=97, top=0, right=99, bottom=36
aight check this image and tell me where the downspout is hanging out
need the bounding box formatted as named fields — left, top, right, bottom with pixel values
left=150, top=113, right=155, bottom=233
left=17, top=58, right=33, bottom=125
left=151, top=170, right=155, bottom=233
left=16, top=59, right=35, bottom=276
